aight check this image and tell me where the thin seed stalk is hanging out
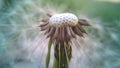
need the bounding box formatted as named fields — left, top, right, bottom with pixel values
left=54, top=41, right=72, bottom=68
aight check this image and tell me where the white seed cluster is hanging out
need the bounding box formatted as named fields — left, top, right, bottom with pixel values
left=49, top=13, right=78, bottom=27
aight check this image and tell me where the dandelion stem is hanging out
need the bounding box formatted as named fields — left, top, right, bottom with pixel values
left=52, top=57, right=59, bottom=68
left=54, top=41, right=72, bottom=68
left=46, top=38, right=53, bottom=68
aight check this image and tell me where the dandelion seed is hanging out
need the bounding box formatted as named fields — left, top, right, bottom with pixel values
left=39, top=12, right=90, bottom=68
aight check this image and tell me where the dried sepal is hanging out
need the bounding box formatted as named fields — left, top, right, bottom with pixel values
left=61, top=26, right=65, bottom=41
left=39, top=22, right=48, bottom=27
left=40, top=23, right=49, bottom=31
left=72, top=26, right=84, bottom=37
left=77, top=24, right=87, bottom=34
left=47, top=27, right=55, bottom=38
left=53, top=27, right=60, bottom=40
left=66, top=26, right=72, bottom=40
left=69, top=27, right=76, bottom=38
left=78, top=19, right=90, bottom=26
left=41, top=19, right=48, bottom=22
left=44, top=26, right=51, bottom=34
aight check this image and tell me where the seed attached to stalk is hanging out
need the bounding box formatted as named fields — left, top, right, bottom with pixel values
left=39, top=13, right=90, bottom=68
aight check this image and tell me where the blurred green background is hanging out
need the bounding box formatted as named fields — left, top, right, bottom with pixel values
left=0, top=0, right=120, bottom=68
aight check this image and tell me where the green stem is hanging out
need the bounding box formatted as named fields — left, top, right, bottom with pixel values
left=46, top=38, right=53, bottom=68
left=52, top=58, right=58, bottom=68
left=54, top=42, right=72, bottom=68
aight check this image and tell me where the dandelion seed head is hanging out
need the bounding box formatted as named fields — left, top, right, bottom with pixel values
left=49, top=13, right=78, bottom=27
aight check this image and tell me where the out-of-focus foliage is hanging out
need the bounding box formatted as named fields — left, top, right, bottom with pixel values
left=0, top=0, right=120, bottom=68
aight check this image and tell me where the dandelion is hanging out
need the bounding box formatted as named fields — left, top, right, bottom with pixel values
left=39, top=12, right=90, bottom=68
